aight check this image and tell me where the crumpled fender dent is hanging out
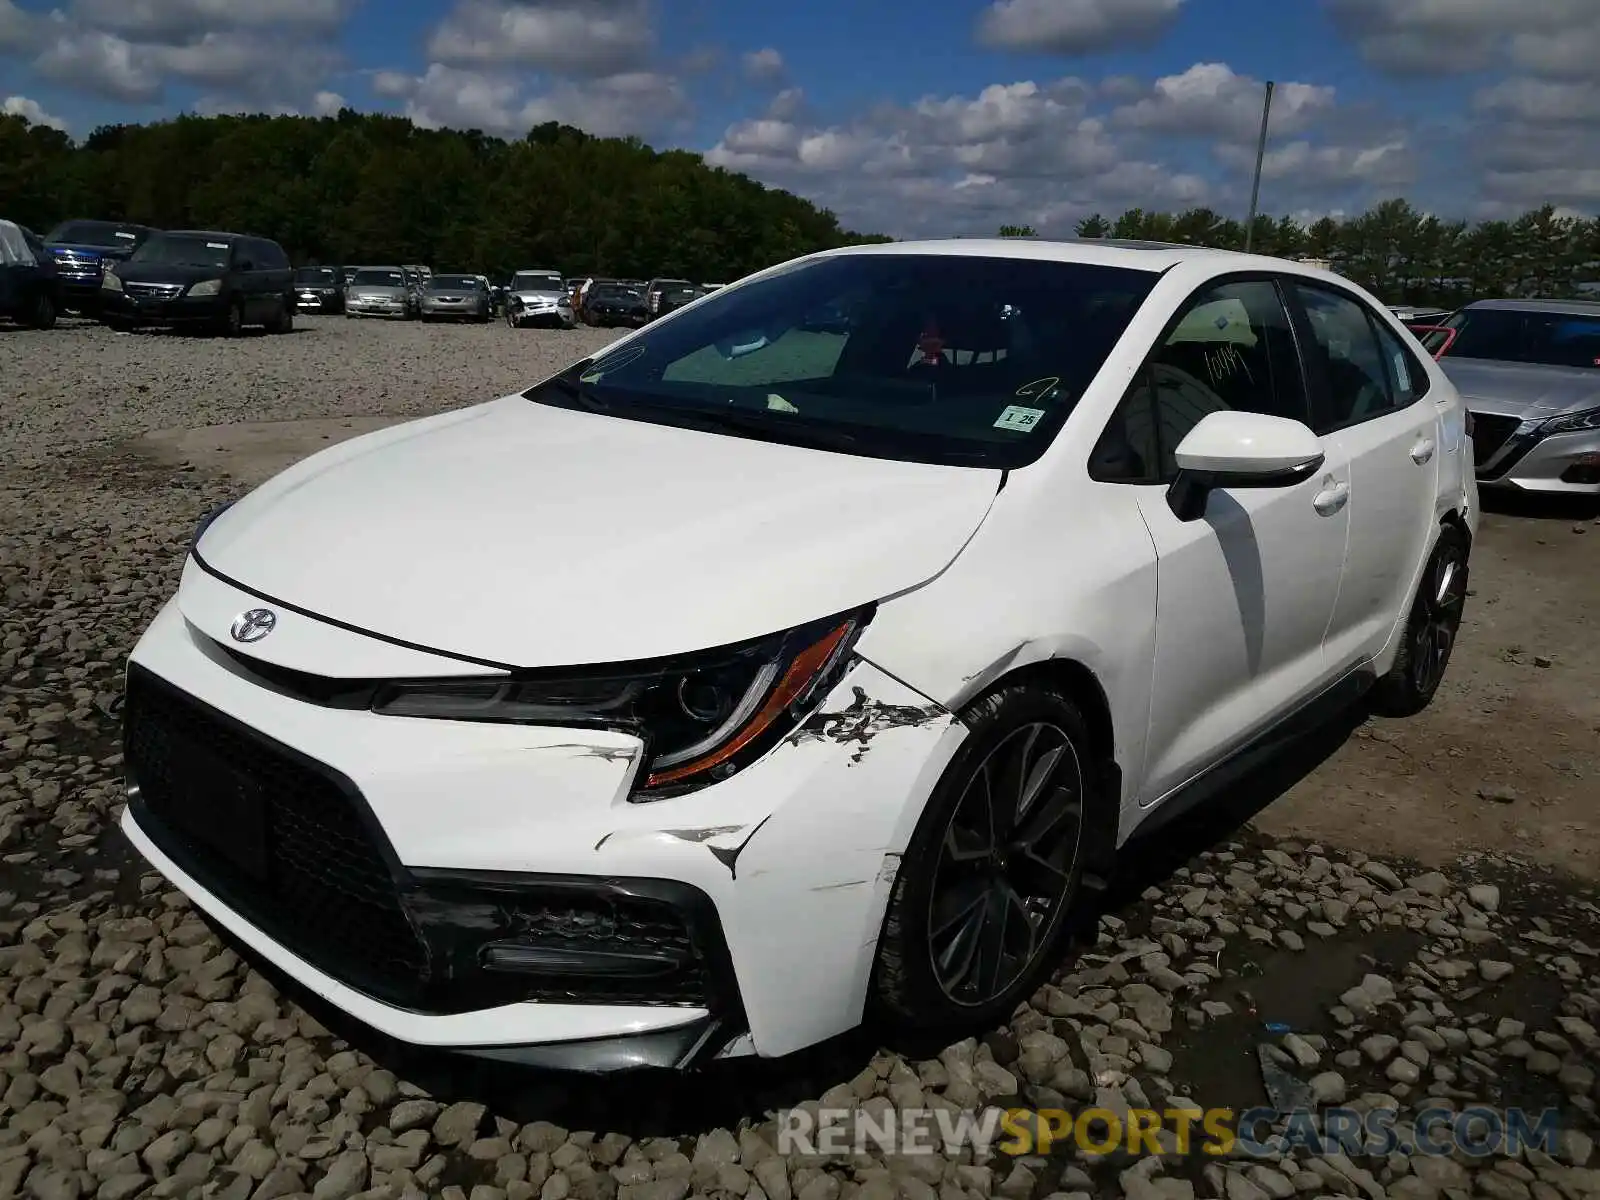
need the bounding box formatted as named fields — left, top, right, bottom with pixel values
left=588, top=659, right=968, bottom=1058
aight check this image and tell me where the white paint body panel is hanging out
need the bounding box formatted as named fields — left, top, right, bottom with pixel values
left=123, top=239, right=1477, bottom=1063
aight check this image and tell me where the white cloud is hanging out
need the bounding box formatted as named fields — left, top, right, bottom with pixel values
left=1110, top=64, right=1334, bottom=140
left=3, top=93, right=68, bottom=130
left=1323, top=0, right=1600, bottom=79
left=312, top=89, right=345, bottom=116
left=977, top=0, right=1185, bottom=54
left=426, top=0, right=653, bottom=77
left=741, top=47, right=785, bottom=84
left=11, top=0, right=354, bottom=108
left=1474, top=77, right=1600, bottom=126
left=384, top=62, right=688, bottom=140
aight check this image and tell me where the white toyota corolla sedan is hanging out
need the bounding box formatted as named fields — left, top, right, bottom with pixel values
left=120, top=238, right=1477, bottom=1073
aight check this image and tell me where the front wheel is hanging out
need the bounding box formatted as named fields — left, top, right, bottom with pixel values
left=28, top=292, right=57, bottom=330
left=1369, top=524, right=1470, bottom=717
left=871, top=681, right=1102, bottom=1035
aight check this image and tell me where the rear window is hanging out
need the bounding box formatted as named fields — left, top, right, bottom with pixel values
left=46, top=220, right=150, bottom=248
left=1438, top=308, right=1600, bottom=369
left=528, top=252, right=1159, bottom=469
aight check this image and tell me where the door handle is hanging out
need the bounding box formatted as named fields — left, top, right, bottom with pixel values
left=1313, top=478, right=1349, bottom=517
left=1410, top=437, right=1435, bottom=464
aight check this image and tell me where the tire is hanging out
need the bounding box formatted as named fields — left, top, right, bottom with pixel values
left=1369, top=524, right=1470, bottom=718
left=28, top=292, right=57, bottom=330
left=871, top=681, right=1105, bottom=1035
left=218, top=301, right=243, bottom=337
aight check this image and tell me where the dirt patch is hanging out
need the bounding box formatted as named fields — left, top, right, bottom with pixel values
left=134, top=415, right=410, bottom=487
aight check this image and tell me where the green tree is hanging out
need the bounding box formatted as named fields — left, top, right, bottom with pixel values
left=998, top=224, right=1037, bottom=237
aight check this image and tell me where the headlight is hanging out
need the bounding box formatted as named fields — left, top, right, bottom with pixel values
left=1541, top=406, right=1600, bottom=436
left=188, top=279, right=223, bottom=298
left=371, top=608, right=871, bottom=796
left=101, top=272, right=122, bottom=292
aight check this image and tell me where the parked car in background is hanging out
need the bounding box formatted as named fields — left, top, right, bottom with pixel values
left=583, top=280, right=647, bottom=327
left=419, top=273, right=493, bottom=322
left=43, top=218, right=157, bottom=317
left=101, top=230, right=296, bottom=336
left=121, top=239, right=1476, bottom=1074
left=294, top=265, right=345, bottom=313
left=505, top=268, right=575, bottom=329
left=0, top=219, right=61, bottom=329
left=1425, top=298, right=1600, bottom=494
left=345, top=267, right=415, bottom=320
left=701, top=283, right=726, bottom=292
left=644, top=277, right=693, bottom=319
left=651, top=283, right=706, bottom=320
left=341, top=266, right=359, bottom=288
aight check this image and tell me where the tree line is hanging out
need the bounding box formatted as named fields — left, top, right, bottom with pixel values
left=1002, top=203, right=1599, bottom=308
left=3, top=108, right=1594, bottom=303
left=0, top=109, right=891, bottom=282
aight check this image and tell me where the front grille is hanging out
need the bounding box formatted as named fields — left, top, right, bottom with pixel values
left=124, top=664, right=733, bottom=1014
left=1470, top=412, right=1521, bottom=466
left=124, top=665, right=429, bottom=1006
left=125, top=281, right=184, bottom=300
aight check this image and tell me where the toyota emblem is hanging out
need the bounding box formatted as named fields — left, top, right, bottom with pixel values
left=230, top=608, right=277, bottom=643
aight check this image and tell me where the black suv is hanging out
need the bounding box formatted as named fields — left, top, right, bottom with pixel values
left=43, top=218, right=157, bottom=316
left=102, top=231, right=296, bottom=335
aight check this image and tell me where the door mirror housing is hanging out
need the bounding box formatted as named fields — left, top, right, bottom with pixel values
left=1166, top=410, right=1325, bottom=522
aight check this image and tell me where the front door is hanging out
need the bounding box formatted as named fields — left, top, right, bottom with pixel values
left=1091, top=277, right=1352, bottom=805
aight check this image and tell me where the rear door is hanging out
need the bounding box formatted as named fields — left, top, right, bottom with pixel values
left=1284, top=280, right=1441, bottom=668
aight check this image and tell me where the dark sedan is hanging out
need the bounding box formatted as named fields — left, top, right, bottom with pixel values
left=583, top=282, right=648, bottom=328
left=294, top=265, right=345, bottom=313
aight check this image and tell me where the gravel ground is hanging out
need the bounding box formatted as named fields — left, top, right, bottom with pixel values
left=0, top=316, right=1596, bottom=1200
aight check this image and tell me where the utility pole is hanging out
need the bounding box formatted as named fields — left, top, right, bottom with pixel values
left=1244, top=81, right=1274, bottom=254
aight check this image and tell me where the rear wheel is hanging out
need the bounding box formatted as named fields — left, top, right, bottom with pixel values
left=872, top=682, right=1103, bottom=1035
left=1369, top=524, right=1470, bottom=717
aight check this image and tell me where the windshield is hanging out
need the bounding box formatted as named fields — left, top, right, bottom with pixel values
left=46, top=220, right=150, bottom=248
left=1434, top=308, right=1600, bottom=369
left=512, top=272, right=563, bottom=291
left=129, top=234, right=232, bottom=269
left=526, top=252, right=1159, bottom=469
left=352, top=269, right=405, bottom=287
left=426, top=275, right=477, bottom=290
left=296, top=267, right=338, bottom=283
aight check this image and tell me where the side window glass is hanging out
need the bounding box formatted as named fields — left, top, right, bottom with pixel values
left=1148, top=280, right=1306, bottom=481
left=1089, top=370, right=1160, bottom=483
left=1372, top=319, right=1431, bottom=405
left=1291, top=284, right=1396, bottom=431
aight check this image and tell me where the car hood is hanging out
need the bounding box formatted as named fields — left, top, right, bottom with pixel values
left=194, top=395, right=1003, bottom=668
left=423, top=290, right=477, bottom=300
left=115, top=264, right=228, bottom=284
left=1439, top=358, right=1600, bottom=419
left=514, top=289, right=565, bottom=302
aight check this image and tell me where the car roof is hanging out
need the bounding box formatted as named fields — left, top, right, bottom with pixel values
left=816, top=236, right=1323, bottom=276
left=1462, top=298, right=1600, bottom=316
left=165, top=229, right=245, bottom=239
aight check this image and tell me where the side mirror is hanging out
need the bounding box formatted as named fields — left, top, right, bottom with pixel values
left=1165, top=410, right=1325, bottom=522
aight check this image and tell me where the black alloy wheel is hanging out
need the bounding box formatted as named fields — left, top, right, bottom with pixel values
left=1370, top=523, right=1470, bottom=717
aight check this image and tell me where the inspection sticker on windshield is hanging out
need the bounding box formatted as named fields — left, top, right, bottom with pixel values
left=994, top=405, right=1045, bottom=432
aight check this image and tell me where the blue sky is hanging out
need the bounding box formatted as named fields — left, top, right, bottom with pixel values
left=2, top=0, right=1596, bottom=237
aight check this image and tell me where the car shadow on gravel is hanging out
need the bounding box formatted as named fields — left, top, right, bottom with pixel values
left=1479, top=488, right=1600, bottom=522
left=220, top=698, right=1370, bottom=1137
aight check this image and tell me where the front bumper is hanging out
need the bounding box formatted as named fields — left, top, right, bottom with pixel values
left=102, top=290, right=226, bottom=325
left=296, top=291, right=341, bottom=311
left=508, top=301, right=573, bottom=327
left=120, top=567, right=965, bottom=1067
left=347, top=299, right=409, bottom=318
left=1471, top=411, right=1600, bottom=494
left=421, top=300, right=481, bottom=318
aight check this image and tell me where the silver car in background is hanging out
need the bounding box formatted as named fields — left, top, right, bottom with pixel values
left=504, top=268, right=575, bottom=329
left=1428, top=299, right=1600, bottom=494
left=419, top=273, right=492, bottom=322
left=344, top=266, right=415, bottom=320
